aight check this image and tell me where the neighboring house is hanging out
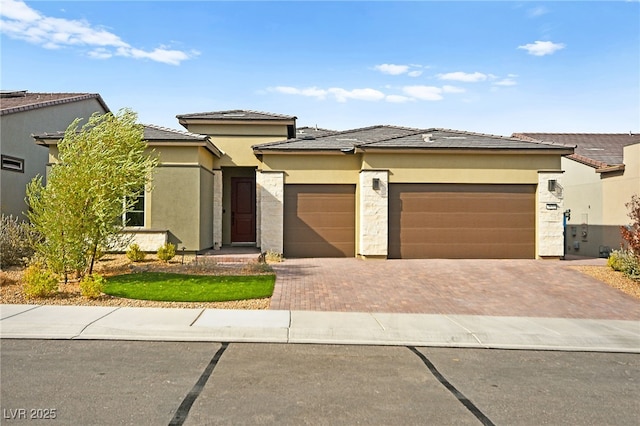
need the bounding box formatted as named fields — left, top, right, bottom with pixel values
left=514, top=133, right=640, bottom=258
left=34, top=109, right=574, bottom=259
left=0, top=90, right=109, bottom=219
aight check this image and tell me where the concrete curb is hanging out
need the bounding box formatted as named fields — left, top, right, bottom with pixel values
left=1, top=305, right=639, bottom=353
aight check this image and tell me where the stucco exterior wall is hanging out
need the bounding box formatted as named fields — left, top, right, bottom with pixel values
left=603, top=143, right=640, bottom=225
left=363, top=153, right=561, bottom=184
left=199, top=167, right=215, bottom=250
left=150, top=165, right=201, bottom=250
left=261, top=155, right=362, bottom=183
left=1, top=98, right=107, bottom=218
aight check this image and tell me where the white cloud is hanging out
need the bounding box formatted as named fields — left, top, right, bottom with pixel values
left=374, top=64, right=409, bottom=75
left=374, top=63, right=424, bottom=77
left=518, top=40, right=565, bottom=56
left=270, top=86, right=328, bottom=99
left=0, top=0, right=195, bottom=65
left=328, top=87, right=385, bottom=102
left=402, top=86, right=443, bottom=101
left=385, top=95, right=414, bottom=103
left=528, top=6, right=548, bottom=18
left=493, top=78, right=517, bottom=87
left=437, top=72, right=488, bottom=82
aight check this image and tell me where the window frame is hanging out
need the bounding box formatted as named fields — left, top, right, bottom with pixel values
left=1, top=155, right=24, bottom=173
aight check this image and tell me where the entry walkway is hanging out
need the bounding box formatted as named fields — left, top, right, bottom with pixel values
left=1, top=304, right=638, bottom=353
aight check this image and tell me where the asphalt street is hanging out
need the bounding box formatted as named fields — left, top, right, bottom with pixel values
left=1, top=340, right=638, bottom=425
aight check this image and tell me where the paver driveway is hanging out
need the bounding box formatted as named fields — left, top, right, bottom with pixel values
left=270, top=258, right=640, bottom=320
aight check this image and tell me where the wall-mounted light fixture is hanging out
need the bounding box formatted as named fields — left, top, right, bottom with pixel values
left=372, top=178, right=380, bottom=190
left=548, top=179, right=557, bottom=192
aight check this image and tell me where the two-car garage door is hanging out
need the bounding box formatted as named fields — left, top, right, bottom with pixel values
left=389, top=184, right=536, bottom=259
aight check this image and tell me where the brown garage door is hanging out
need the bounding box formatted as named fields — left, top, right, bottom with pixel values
left=284, top=184, right=356, bottom=258
left=389, top=184, right=536, bottom=259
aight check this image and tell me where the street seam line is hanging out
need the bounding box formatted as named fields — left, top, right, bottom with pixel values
left=408, top=346, right=495, bottom=426
left=168, top=342, right=229, bottom=426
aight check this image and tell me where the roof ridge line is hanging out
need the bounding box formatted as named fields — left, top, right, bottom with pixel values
left=142, top=123, right=207, bottom=139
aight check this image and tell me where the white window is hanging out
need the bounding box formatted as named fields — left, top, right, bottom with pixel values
left=124, top=192, right=145, bottom=227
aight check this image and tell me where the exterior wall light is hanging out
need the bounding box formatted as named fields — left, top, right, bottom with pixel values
left=372, top=178, right=380, bottom=190
left=548, top=179, right=557, bottom=192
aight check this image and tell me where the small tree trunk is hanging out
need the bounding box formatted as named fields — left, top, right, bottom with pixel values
left=88, top=242, right=98, bottom=276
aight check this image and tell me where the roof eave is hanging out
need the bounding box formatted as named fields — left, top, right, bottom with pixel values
left=596, top=164, right=625, bottom=174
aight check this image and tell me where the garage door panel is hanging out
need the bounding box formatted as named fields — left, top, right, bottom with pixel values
left=399, top=212, right=534, bottom=229
left=398, top=228, right=535, bottom=245
left=284, top=184, right=355, bottom=258
left=390, top=184, right=535, bottom=259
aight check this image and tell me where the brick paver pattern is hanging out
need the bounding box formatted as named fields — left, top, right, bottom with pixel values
left=270, top=259, right=640, bottom=320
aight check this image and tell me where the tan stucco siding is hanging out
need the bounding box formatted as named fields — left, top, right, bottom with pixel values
left=149, top=166, right=201, bottom=250
left=198, top=147, right=218, bottom=170
left=152, top=146, right=201, bottom=164
left=363, top=153, right=561, bottom=184
left=199, top=167, right=215, bottom=249
left=603, top=143, right=640, bottom=225
left=261, top=155, right=362, bottom=183
left=1, top=98, right=107, bottom=218
left=561, top=157, right=604, bottom=226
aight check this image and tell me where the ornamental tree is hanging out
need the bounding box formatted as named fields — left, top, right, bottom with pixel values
left=621, top=194, right=640, bottom=257
left=27, top=109, right=157, bottom=281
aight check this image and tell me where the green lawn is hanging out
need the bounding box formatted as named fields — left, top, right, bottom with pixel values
left=103, top=272, right=275, bottom=302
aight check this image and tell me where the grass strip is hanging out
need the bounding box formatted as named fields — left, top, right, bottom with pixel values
left=104, top=272, right=275, bottom=302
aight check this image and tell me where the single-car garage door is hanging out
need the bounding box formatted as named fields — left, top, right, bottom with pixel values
left=389, top=184, right=536, bottom=259
left=284, top=184, right=356, bottom=258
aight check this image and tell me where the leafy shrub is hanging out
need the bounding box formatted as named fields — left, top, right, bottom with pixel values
left=126, top=244, right=146, bottom=262
left=242, top=261, right=274, bottom=274
left=157, top=242, right=176, bottom=263
left=23, top=263, right=58, bottom=299
left=79, top=274, right=105, bottom=299
left=608, top=249, right=640, bottom=280
left=264, top=250, right=283, bottom=263
left=0, top=214, right=36, bottom=268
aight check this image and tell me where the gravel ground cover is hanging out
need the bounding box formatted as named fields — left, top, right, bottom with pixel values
left=0, top=254, right=271, bottom=309
left=570, top=265, right=640, bottom=300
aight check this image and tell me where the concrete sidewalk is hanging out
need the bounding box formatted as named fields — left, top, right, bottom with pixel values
left=1, top=304, right=638, bottom=353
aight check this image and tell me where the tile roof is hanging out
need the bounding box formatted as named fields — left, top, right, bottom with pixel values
left=254, top=126, right=575, bottom=153
left=0, top=91, right=109, bottom=115
left=33, top=124, right=208, bottom=142
left=176, top=109, right=296, bottom=121
left=512, top=133, right=640, bottom=168
left=297, top=126, right=337, bottom=138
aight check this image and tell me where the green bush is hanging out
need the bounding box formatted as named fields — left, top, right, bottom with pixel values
left=79, top=274, right=105, bottom=299
left=126, top=244, right=146, bottom=262
left=608, top=249, right=640, bottom=280
left=157, top=242, right=176, bottom=263
left=23, top=263, right=58, bottom=299
left=0, top=214, right=36, bottom=268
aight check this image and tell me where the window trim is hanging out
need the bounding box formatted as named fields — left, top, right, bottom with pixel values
left=123, top=191, right=145, bottom=228
left=1, top=155, right=24, bottom=173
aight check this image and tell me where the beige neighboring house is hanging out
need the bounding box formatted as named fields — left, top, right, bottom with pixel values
left=514, top=133, right=640, bottom=258
left=33, top=109, right=575, bottom=259
left=0, top=90, right=109, bottom=219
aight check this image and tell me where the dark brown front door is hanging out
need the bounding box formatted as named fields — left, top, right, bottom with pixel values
left=231, top=177, right=256, bottom=243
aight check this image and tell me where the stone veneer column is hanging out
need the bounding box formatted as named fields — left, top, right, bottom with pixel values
left=359, top=170, right=389, bottom=259
left=256, top=171, right=284, bottom=254
left=537, top=171, right=565, bottom=258
left=212, top=170, right=223, bottom=250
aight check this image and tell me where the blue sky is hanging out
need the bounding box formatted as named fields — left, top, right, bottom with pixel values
left=1, top=0, right=639, bottom=135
